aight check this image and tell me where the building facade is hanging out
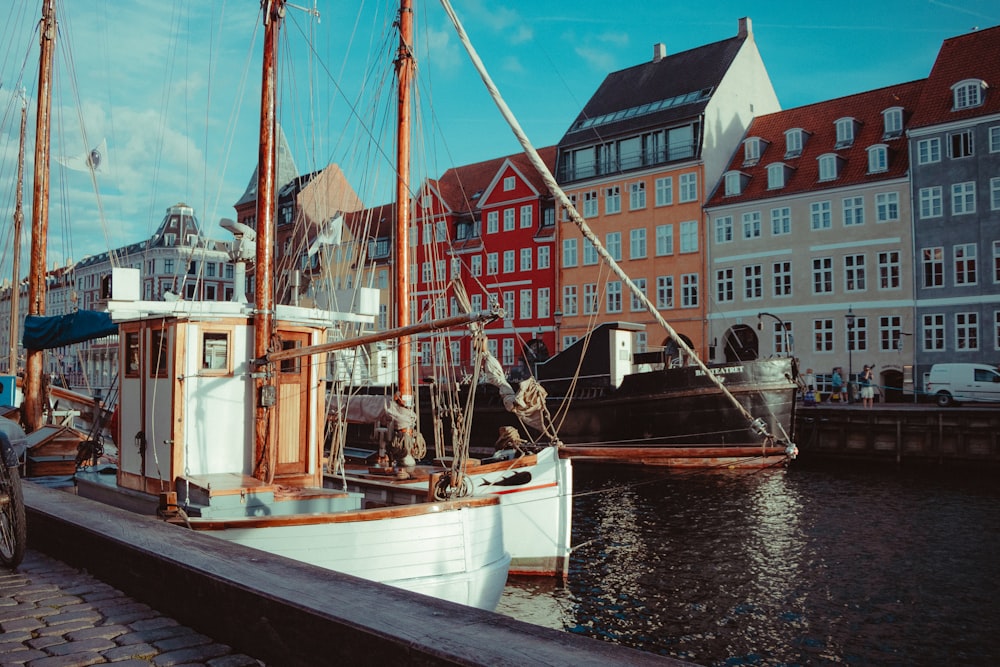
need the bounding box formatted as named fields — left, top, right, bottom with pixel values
left=554, top=18, right=780, bottom=360
left=907, top=25, right=1000, bottom=391
left=705, top=82, right=924, bottom=398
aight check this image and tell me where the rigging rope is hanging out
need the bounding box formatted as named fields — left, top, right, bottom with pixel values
left=438, top=0, right=778, bottom=446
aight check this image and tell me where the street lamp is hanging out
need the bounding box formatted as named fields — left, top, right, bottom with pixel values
left=757, top=312, right=792, bottom=357
left=845, top=306, right=856, bottom=403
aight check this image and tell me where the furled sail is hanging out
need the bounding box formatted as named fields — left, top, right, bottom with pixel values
left=22, top=310, right=117, bottom=350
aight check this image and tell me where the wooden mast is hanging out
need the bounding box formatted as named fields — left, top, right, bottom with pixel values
left=22, top=0, right=56, bottom=433
left=394, top=0, right=414, bottom=416
left=252, top=0, right=285, bottom=483
left=7, top=91, right=27, bottom=375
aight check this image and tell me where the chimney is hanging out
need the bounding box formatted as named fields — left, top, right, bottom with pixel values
left=738, top=17, right=752, bottom=38
left=652, top=43, right=667, bottom=63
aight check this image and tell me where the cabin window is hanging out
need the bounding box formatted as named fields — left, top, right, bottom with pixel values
left=280, top=339, right=302, bottom=374
left=151, top=330, right=169, bottom=378
left=125, top=332, right=140, bottom=378
left=201, top=332, right=229, bottom=372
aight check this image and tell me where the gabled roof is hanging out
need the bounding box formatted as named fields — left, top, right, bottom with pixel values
left=706, top=80, right=924, bottom=208
left=432, top=147, right=556, bottom=214
left=909, top=24, right=1000, bottom=129
left=559, top=31, right=748, bottom=148
left=478, top=147, right=557, bottom=208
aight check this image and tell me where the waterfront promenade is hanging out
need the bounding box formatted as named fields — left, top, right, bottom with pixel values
left=1, top=549, right=261, bottom=666
left=16, top=483, right=681, bottom=666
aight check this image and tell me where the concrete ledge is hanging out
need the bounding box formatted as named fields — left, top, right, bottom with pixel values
left=24, top=482, right=682, bottom=666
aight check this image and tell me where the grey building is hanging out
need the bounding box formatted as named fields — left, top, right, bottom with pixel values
left=908, top=25, right=1000, bottom=392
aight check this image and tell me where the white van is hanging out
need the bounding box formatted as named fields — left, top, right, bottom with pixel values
left=926, top=363, right=1000, bottom=406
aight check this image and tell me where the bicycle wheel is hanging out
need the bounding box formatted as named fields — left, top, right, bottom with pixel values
left=0, top=462, right=26, bottom=568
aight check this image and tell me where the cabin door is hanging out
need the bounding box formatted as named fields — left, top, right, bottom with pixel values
left=274, top=330, right=310, bottom=476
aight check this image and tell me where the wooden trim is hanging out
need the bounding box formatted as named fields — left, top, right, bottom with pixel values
left=183, top=495, right=501, bottom=531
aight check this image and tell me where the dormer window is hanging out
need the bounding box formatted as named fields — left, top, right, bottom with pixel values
left=882, top=107, right=903, bottom=139
left=818, top=153, right=842, bottom=181
left=767, top=163, right=792, bottom=189
left=742, top=137, right=767, bottom=166
left=724, top=170, right=749, bottom=196
left=784, top=128, right=806, bottom=158
left=867, top=145, right=889, bottom=173
left=952, top=79, right=986, bottom=110
left=835, top=117, right=859, bottom=148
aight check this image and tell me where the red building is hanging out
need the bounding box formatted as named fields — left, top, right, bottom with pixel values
left=411, top=148, right=557, bottom=383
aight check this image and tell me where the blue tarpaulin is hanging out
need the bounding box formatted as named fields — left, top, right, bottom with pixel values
left=23, top=310, right=118, bottom=350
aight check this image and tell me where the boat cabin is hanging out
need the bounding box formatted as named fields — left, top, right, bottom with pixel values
left=105, top=268, right=373, bottom=505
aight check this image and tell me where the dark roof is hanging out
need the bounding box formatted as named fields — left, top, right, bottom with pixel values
left=558, top=35, right=746, bottom=148
left=706, top=80, right=924, bottom=207
left=344, top=203, right=396, bottom=241
left=909, top=24, right=1000, bottom=129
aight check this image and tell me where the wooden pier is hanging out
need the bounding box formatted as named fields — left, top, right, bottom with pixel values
left=795, top=404, right=1000, bottom=465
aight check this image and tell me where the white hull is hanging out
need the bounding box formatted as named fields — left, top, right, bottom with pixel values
left=205, top=502, right=510, bottom=609
left=336, top=445, right=573, bottom=577
left=91, top=296, right=512, bottom=610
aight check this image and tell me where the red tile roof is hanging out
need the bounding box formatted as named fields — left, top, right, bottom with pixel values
left=909, top=24, right=1000, bottom=129
left=706, top=80, right=924, bottom=207
left=433, top=146, right=556, bottom=213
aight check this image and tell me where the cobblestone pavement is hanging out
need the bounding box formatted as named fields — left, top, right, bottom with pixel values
left=0, top=550, right=263, bottom=667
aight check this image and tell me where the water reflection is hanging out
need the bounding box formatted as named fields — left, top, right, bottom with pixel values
left=498, top=462, right=1000, bottom=665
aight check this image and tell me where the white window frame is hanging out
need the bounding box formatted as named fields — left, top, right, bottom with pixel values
left=654, top=177, right=673, bottom=206
left=562, top=239, right=577, bottom=268
left=770, top=207, right=791, bottom=236
left=629, top=228, right=647, bottom=259
left=679, top=220, right=698, bottom=253
left=715, top=216, right=733, bottom=244
left=876, top=192, right=899, bottom=222
left=679, top=173, right=698, bottom=203
left=843, top=196, right=865, bottom=226
left=922, top=313, right=946, bottom=351
left=867, top=145, right=888, bottom=173
left=917, top=137, right=941, bottom=165
left=656, top=224, right=674, bottom=256
left=952, top=79, right=984, bottom=110
left=629, top=181, right=646, bottom=210
left=951, top=181, right=976, bottom=216
left=919, top=186, right=943, bottom=219
left=810, top=201, right=832, bottom=230
left=812, top=257, right=833, bottom=295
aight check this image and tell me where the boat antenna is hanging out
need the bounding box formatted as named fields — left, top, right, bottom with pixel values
left=438, top=0, right=778, bottom=444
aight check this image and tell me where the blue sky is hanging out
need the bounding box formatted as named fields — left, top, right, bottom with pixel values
left=0, top=0, right=998, bottom=272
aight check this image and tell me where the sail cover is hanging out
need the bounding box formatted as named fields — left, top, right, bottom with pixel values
left=23, top=310, right=118, bottom=350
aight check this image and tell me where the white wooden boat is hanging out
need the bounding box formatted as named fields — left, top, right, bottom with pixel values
left=59, top=0, right=510, bottom=610
left=74, top=274, right=510, bottom=609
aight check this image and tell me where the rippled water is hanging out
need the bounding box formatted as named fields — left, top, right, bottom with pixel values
left=497, top=461, right=1000, bottom=665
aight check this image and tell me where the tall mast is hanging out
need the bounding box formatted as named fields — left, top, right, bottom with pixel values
left=394, top=0, right=414, bottom=412
left=252, top=0, right=284, bottom=483
left=23, top=0, right=56, bottom=432
left=8, top=91, right=27, bottom=375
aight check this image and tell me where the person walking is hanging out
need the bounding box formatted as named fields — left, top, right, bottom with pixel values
left=830, top=367, right=843, bottom=403
left=860, top=365, right=875, bottom=408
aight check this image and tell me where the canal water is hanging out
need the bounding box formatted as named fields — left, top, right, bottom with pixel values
left=497, top=460, right=1000, bottom=665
